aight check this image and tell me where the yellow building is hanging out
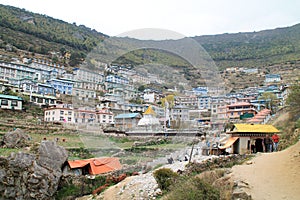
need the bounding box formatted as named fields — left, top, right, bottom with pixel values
left=219, top=124, right=280, bottom=154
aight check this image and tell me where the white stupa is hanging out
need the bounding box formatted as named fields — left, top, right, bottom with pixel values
left=137, top=106, right=161, bottom=131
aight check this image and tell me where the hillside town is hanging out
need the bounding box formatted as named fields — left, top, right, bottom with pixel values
left=0, top=57, right=291, bottom=134
left=0, top=2, right=300, bottom=199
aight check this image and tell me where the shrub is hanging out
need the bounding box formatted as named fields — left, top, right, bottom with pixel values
left=165, top=177, right=220, bottom=200
left=153, top=168, right=178, bottom=191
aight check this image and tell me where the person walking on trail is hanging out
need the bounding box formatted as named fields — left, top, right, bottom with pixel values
left=272, top=133, right=279, bottom=151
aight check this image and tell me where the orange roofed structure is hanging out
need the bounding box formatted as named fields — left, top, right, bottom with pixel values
left=66, top=157, right=122, bottom=175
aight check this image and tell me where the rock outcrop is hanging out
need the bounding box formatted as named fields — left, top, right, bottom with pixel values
left=2, top=128, right=31, bottom=148
left=0, top=141, right=68, bottom=200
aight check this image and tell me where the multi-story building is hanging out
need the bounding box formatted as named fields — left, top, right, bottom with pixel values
left=30, top=58, right=65, bottom=77
left=0, top=61, right=36, bottom=81
left=73, top=68, right=104, bottom=83
left=171, top=105, right=189, bottom=121
left=44, top=104, right=74, bottom=123
left=37, top=83, right=56, bottom=96
left=72, top=87, right=96, bottom=100
left=0, top=60, right=62, bottom=82
left=94, top=109, right=114, bottom=124
left=197, top=96, right=211, bottom=110
left=143, top=89, right=161, bottom=103
left=74, top=81, right=104, bottom=91
left=130, top=73, right=150, bottom=84
left=175, top=96, right=198, bottom=109
left=48, top=78, right=74, bottom=95
left=44, top=105, right=114, bottom=124
left=225, top=102, right=257, bottom=120
left=265, top=74, right=281, bottom=83
left=106, top=83, right=138, bottom=101
left=106, top=75, right=129, bottom=85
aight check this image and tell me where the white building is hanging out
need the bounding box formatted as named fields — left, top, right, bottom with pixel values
left=0, top=94, right=23, bottom=110
left=265, top=74, right=281, bottom=83
left=44, top=105, right=114, bottom=124
left=73, top=68, right=104, bottom=83
left=44, top=104, right=74, bottom=123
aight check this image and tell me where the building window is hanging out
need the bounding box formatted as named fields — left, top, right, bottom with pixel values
left=11, top=100, right=18, bottom=106
left=60, top=116, right=64, bottom=121
left=68, top=117, right=71, bottom=122
left=60, top=110, right=64, bottom=115
left=68, top=111, right=72, bottom=115
left=1, top=100, right=8, bottom=106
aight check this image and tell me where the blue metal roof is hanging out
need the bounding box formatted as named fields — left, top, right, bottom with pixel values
left=115, top=113, right=141, bottom=119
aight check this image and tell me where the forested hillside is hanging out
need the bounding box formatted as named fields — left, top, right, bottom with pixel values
left=0, top=4, right=106, bottom=66
left=195, top=24, right=300, bottom=69
left=0, top=4, right=300, bottom=71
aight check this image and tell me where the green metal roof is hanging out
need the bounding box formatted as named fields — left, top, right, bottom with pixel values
left=0, top=94, right=23, bottom=101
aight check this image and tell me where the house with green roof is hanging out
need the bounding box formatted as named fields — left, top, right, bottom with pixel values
left=0, top=94, right=23, bottom=110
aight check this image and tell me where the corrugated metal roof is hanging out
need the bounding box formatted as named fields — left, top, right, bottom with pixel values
left=0, top=94, right=23, bottom=101
left=233, top=124, right=280, bottom=133
left=114, top=113, right=140, bottom=119
left=68, top=157, right=122, bottom=175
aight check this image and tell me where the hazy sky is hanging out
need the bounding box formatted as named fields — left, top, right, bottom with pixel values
left=1, top=0, right=300, bottom=37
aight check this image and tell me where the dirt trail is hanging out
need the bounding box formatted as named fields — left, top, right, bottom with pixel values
left=232, top=141, right=300, bottom=200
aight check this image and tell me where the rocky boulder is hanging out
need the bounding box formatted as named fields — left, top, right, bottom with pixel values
left=2, top=128, right=31, bottom=148
left=0, top=141, right=68, bottom=200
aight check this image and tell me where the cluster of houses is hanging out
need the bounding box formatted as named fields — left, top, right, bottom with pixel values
left=0, top=57, right=290, bottom=133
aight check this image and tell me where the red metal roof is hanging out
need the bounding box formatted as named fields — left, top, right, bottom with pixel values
left=68, top=157, right=122, bottom=175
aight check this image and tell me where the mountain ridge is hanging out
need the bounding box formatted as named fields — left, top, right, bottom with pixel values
left=0, top=4, right=300, bottom=70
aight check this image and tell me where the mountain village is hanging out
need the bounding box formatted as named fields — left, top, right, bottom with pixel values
left=0, top=3, right=300, bottom=199
left=0, top=56, right=290, bottom=132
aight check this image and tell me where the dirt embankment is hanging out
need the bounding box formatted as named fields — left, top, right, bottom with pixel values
left=232, top=140, right=300, bottom=200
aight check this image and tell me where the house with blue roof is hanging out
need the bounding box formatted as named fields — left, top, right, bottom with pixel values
left=0, top=94, right=23, bottom=110
left=114, top=113, right=142, bottom=131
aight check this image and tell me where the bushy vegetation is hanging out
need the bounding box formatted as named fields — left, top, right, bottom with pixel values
left=55, top=175, right=107, bottom=200
left=153, top=168, right=179, bottom=191
left=165, top=176, right=220, bottom=200
left=278, top=80, right=300, bottom=149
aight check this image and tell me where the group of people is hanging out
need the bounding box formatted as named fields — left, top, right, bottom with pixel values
left=264, top=134, right=280, bottom=152
left=251, top=133, right=280, bottom=153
